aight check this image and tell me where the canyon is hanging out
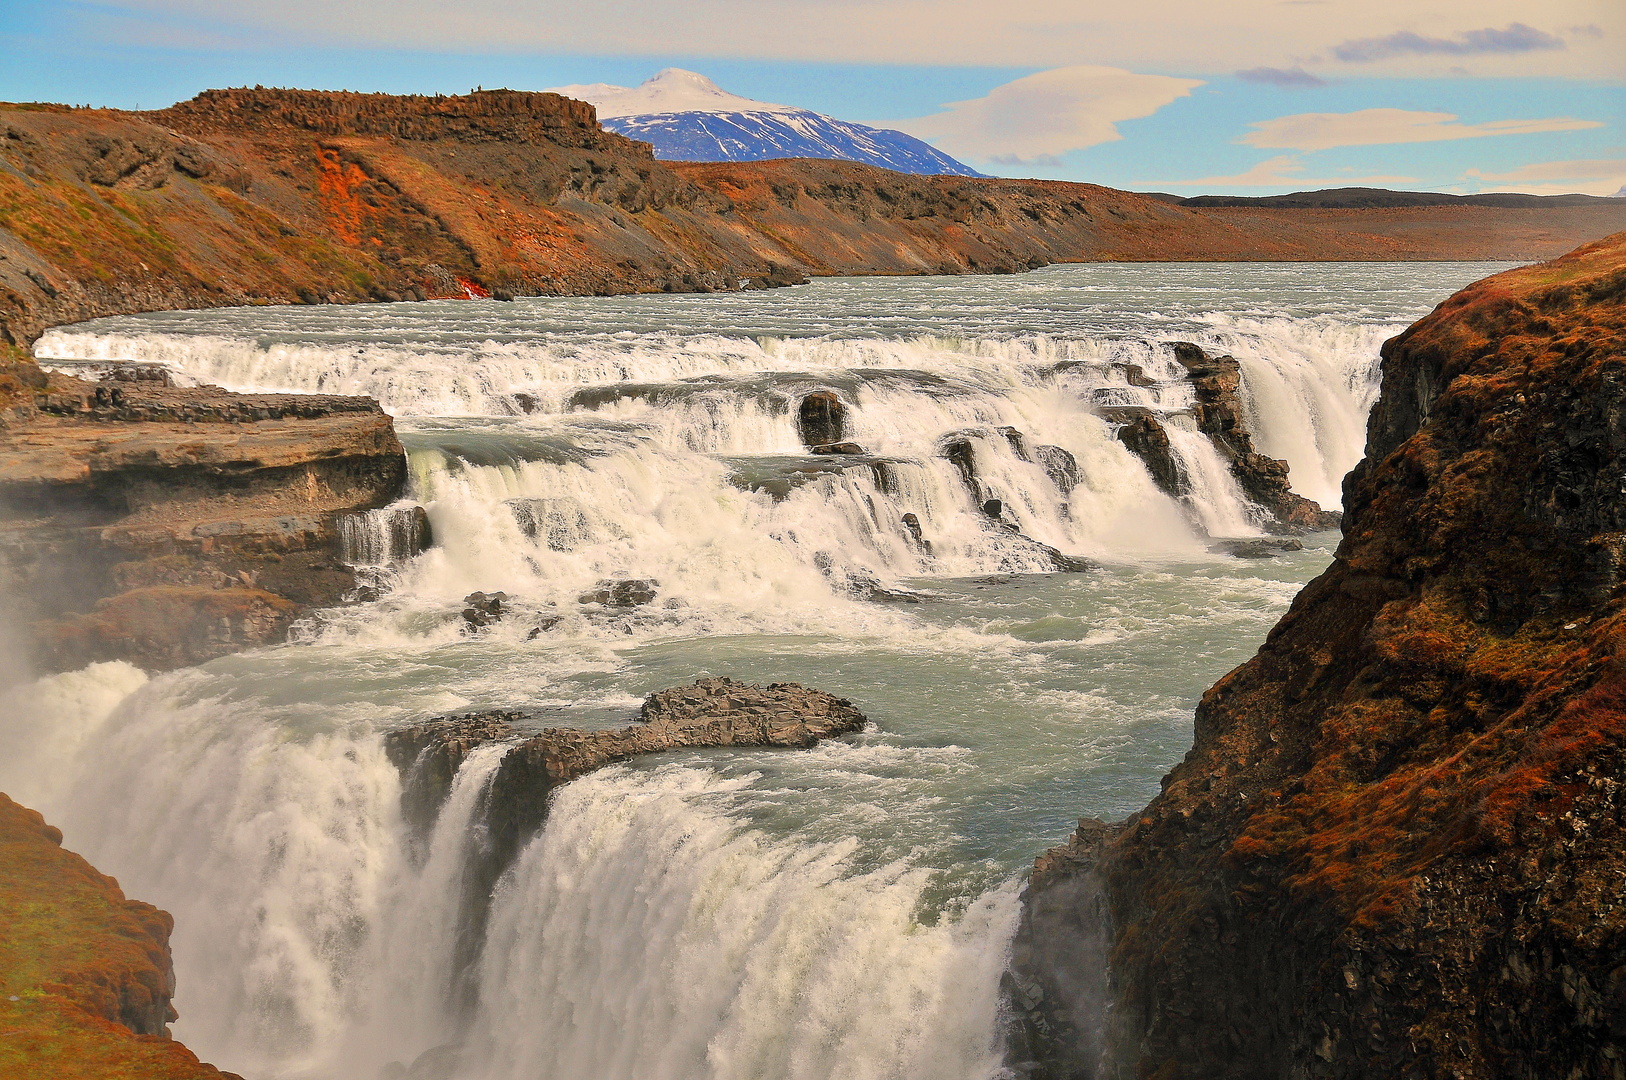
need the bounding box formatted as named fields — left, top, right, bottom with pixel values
left=5, top=85, right=1626, bottom=1080
left=1018, top=231, right=1626, bottom=1077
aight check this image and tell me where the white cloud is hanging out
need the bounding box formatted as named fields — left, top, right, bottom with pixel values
left=105, top=0, right=1624, bottom=79
left=891, top=66, right=1203, bottom=164
left=1161, top=155, right=1417, bottom=188
left=1464, top=156, right=1626, bottom=196
left=1242, top=108, right=1604, bottom=151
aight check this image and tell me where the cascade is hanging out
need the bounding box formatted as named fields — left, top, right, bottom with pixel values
left=15, top=264, right=1487, bottom=1080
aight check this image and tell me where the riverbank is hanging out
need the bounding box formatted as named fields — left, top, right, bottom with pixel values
left=0, top=358, right=410, bottom=672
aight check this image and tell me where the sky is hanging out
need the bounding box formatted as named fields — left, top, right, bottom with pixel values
left=1, top=1, right=1621, bottom=196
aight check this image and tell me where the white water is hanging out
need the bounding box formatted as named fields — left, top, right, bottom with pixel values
left=8, top=263, right=1507, bottom=1079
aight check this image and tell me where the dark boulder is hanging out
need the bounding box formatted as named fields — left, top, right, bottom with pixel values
left=1034, top=444, right=1080, bottom=493
left=798, top=391, right=846, bottom=448
left=1117, top=414, right=1181, bottom=497
left=578, top=578, right=657, bottom=607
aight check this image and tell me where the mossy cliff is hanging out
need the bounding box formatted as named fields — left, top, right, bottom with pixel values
left=0, top=793, right=236, bottom=1079
left=1017, top=232, right=1626, bottom=1079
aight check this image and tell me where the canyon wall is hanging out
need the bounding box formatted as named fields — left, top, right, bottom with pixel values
left=3, top=89, right=1624, bottom=346
left=0, top=366, right=409, bottom=672
left=1019, top=232, right=1626, bottom=1078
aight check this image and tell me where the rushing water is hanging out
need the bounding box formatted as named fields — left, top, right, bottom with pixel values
left=8, top=263, right=1503, bottom=1079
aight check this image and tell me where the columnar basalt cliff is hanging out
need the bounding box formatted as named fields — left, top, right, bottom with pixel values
left=3, top=90, right=1624, bottom=345
left=0, top=367, right=408, bottom=672
left=0, top=793, right=235, bottom=1079
left=1018, top=233, right=1626, bottom=1078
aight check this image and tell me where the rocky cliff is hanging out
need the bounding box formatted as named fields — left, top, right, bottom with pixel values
left=3, top=89, right=1623, bottom=345
left=1017, top=233, right=1626, bottom=1079
left=0, top=366, right=409, bottom=672
left=0, top=793, right=236, bottom=1079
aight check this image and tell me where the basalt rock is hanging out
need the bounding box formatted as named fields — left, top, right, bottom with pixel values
left=1116, top=413, right=1181, bottom=496
left=1020, top=233, right=1626, bottom=1079
left=798, top=391, right=846, bottom=448
left=1035, top=444, right=1081, bottom=493
left=1171, top=341, right=1341, bottom=533
left=578, top=578, right=658, bottom=607
left=0, top=371, right=408, bottom=672
left=1209, top=537, right=1304, bottom=559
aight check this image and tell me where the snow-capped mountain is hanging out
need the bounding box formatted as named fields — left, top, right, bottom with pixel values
left=548, top=69, right=981, bottom=178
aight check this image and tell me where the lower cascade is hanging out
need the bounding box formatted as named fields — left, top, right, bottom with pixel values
left=5, top=263, right=1508, bottom=1079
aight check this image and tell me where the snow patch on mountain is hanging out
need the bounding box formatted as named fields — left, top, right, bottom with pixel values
left=549, top=69, right=982, bottom=178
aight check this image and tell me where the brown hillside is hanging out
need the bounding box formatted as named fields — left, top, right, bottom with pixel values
left=0, top=793, right=235, bottom=1079
left=2, top=89, right=1623, bottom=346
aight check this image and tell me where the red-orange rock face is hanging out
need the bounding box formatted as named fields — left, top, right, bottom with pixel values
left=1019, top=232, right=1626, bottom=1078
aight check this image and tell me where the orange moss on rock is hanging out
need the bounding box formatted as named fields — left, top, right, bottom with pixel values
left=0, top=794, right=233, bottom=1079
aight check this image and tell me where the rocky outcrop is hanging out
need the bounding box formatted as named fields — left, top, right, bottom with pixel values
left=0, top=370, right=407, bottom=671
left=1114, top=345, right=1340, bottom=534
left=1173, top=342, right=1341, bottom=533
left=798, top=391, right=846, bottom=448
left=382, top=678, right=867, bottom=1009
left=386, top=677, right=867, bottom=851
left=1116, top=414, right=1181, bottom=497
left=1021, top=233, right=1626, bottom=1078
left=0, top=792, right=236, bottom=1078
left=3, top=91, right=1622, bottom=345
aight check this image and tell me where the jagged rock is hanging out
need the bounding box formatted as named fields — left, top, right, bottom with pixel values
left=1034, top=445, right=1080, bottom=493
left=460, top=591, right=507, bottom=628
left=942, top=436, right=979, bottom=496
left=578, top=578, right=657, bottom=607
left=901, top=511, right=932, bottom=553
left=982, top=498, right=1004, bottom=519
left=798, top=391, right=845, bottom=447
left=810, top=441, right=864, bottom=455
left=998, top=426, right=1031, bottom=461
left=1116, top=414, right=1181, bottom=497
left=526, top=615, right=562, bottom=638
left=1208, top=538, right=1303, bottom=558
left=1170, top=341, right=1340, bottom=533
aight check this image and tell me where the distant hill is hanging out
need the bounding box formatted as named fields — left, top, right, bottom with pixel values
left=549, top=69, right=981, bottom=177
left=1163, top=187, right=1619, bottom=209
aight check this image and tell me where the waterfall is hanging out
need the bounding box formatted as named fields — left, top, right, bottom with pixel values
left=465, top=766, right=1019, bottom=1080
left=14, top=264, right=1487, bottom=1080
left=340, top=504, right=435, bottom=567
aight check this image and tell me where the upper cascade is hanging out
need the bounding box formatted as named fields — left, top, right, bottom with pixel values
left=549, top=68, right=982, bottom=177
